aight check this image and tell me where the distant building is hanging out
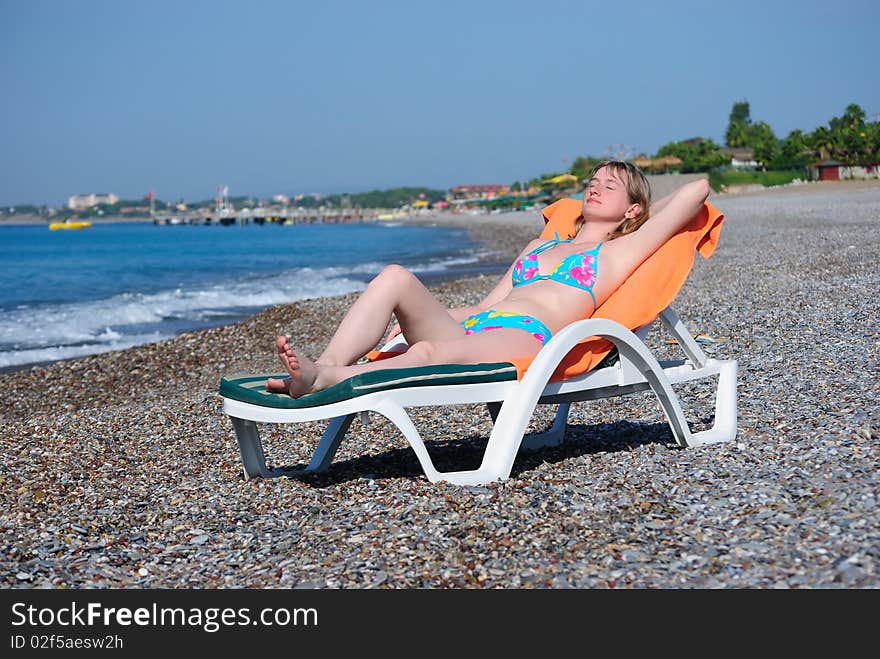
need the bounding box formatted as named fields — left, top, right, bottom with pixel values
left=721, top=147, right=759, bottom=169
left=449, top=184, right=506, bottom=200
left=807, top=160, right=880, bottom=181
left=273, top=194, right=289, bottom=204
left=808, top=160, right=843, bottom=181
left=68, top=193, right=119, bottom=210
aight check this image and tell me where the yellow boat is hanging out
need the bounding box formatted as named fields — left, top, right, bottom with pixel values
left=49, top=220, right=92, bottom=231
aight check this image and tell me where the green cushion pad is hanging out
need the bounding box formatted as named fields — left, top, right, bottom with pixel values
left=219, top=362, right=518, bottom=409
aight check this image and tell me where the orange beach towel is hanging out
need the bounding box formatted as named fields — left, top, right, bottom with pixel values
left=509, top=198, right=725, bottom=381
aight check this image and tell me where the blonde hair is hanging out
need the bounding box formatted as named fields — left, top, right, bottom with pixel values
left=578, top=160, right=651, bottom=240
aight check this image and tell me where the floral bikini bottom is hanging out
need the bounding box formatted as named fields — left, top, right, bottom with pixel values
left=460, top=310, right=552, bottom=345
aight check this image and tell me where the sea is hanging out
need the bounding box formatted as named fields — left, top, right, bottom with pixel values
left=0, top=221, right=495, bottom=370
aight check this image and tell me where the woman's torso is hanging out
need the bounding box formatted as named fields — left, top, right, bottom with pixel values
left=490, top=236, right=628, bottom=333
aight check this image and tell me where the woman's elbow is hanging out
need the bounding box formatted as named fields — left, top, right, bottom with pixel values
left=691, top=178, right=710, bottom=202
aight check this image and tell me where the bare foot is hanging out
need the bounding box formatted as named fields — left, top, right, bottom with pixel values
left=266, top=336, right=319, bottom=398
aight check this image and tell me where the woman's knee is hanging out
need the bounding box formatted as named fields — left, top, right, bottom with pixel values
left=372, top=264, right=416, bottom=289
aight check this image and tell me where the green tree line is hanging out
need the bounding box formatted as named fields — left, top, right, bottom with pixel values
left=292, top=187, right=447, bottom=209
left=557, top=101, right=879, bottom=179
left=724, top=100, right=879, bottom=168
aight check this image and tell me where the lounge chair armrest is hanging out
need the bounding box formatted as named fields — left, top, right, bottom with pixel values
left=379, top=334, right=409, bottom=352
left=519, top=318, right=641, bottom=388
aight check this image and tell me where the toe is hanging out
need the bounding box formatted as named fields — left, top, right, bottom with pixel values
left=266, top=376, right=290, bottom=391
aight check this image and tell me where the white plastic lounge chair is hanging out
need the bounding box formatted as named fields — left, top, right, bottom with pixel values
left=219, top=202, right=737, bottom=486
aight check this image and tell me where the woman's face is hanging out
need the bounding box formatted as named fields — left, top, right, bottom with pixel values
left=582, top=166, right=638, bottom=221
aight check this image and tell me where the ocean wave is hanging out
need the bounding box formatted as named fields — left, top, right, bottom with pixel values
left=0, top=251, right=483, bottom=368
left=0, top=331, right=167, bottom=369
left=0, top=266, right=367, bottom=357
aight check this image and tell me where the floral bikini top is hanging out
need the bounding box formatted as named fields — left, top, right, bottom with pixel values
left=512, top=233, right=603, bottom=309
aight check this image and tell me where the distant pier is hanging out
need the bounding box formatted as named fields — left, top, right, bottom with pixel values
left=153, top=206, right=376, bottom=226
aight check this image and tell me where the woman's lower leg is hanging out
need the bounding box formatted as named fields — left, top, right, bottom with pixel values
left=314, top=328, right=543, bottom=392
left=269, top=327, right=543, bottom=397
left=316, top=265, right=463, bottom=366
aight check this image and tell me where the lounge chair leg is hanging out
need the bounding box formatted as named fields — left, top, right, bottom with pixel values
left=520, top=403, right=570, bottom=451
left=659, top=306, right=708, bottom=367
left=609, top=344, right=696, bottom=449
left=457, top=387, right=542, bottom=484
left=303, top=414, right=356, bottom=473
left=230, top=416, right=274, bottom=479
left=371, top=400, right=442, bottom=482
left=687, top=359, right=738, bottom=446
left=231, top=413, right=357, bottom=479
left=491, top=400, right=569, bottom=452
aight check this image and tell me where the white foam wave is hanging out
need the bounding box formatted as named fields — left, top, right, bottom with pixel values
left=334, top=252, right=487, bottom=275
left=0, top=332, right=167, bottom=368
left=0, top=252, right=483, bottom=368
left=0, top=267, right=369, bottom=355
left=413, top=252, right=488, bottom=272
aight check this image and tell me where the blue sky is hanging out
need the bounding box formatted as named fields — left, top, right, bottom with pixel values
left=2, top=0, right=878, bottom=206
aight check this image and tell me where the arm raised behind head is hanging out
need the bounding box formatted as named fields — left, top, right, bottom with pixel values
left=608, top=178, right=710, bottom=275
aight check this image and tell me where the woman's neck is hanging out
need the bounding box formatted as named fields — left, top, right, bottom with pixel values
left=575, top=217, right=620, bottom=244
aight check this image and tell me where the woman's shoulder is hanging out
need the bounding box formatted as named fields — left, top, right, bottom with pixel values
left=521, top=236, right=547, bottom=252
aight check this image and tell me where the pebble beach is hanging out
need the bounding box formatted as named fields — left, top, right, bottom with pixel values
left=2, top=181, right=878, bottom=589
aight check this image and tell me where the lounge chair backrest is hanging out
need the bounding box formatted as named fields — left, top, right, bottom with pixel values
left=509, top=198, right=725, bottom=381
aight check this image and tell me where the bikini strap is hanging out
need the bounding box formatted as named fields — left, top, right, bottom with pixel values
left=529, top=231, right=566, bottom=255
left=556, top=231, right=573, bottom=244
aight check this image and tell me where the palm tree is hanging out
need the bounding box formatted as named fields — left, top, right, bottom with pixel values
left=841, top=104, right=866, bottom=131
left=725, top=121, right=749, bottom=148
left=809, top=126, right=835, bottom=161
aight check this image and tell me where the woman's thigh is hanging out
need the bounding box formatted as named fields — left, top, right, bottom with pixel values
left=432, top=328, right=544, bottom=364
left=392, top=272, right=467, bottom=343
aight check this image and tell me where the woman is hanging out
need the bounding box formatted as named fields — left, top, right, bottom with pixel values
left=267, top=160, right=710, bottom=398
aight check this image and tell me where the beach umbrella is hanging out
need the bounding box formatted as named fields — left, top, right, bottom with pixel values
left=542, top=173, right=579, bottom=187
left=653, top=155, right=683, bottom=172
